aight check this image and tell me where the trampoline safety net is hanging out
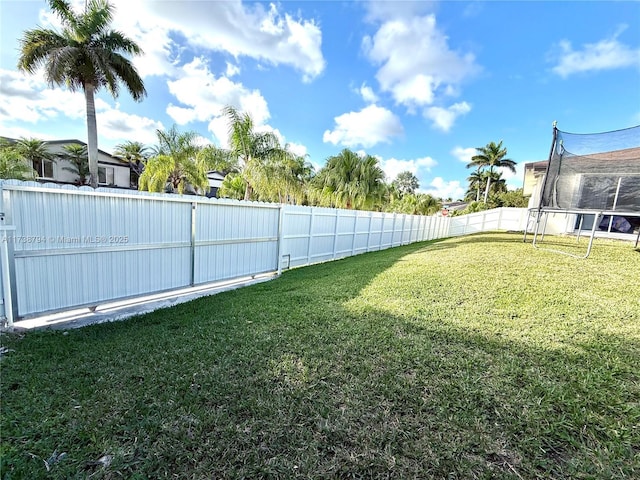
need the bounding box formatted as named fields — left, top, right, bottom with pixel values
left=540, top=125, right=640, bottom=212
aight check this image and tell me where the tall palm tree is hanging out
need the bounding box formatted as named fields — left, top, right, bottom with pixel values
left=313, top=149, right=386, bottom=210
left=61, top=143, right=90, bottom=185
left=18, top=0, right=146, bottom=188
left=138, top=126, right=209, bottom=194
left=113, top=140, right=150, bottom=187
left=223, top=105, right=286, bottom=201
left=467, top=141, right=516, bottom=203
left=14, top=138, right=56, bottom=178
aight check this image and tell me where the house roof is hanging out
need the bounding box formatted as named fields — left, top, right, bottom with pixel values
left=206, top=171, right=226, bottom=181
left=443, top=201, right=468, bottom=211
left=524, top=160, right=548, bottom=170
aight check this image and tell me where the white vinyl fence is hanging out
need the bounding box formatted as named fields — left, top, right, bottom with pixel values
left=0, top=181, right=528, bottom=324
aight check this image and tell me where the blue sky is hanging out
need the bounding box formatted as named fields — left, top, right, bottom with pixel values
left=1, top=0, right=639, bottom=200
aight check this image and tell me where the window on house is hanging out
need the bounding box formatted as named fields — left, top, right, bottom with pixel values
left=33, top=158, right=55, bottom=179
left=98, top=166, right=115, bottom=185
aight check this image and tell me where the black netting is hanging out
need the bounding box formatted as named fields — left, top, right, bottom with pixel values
left=540, top=125, right=640, bottom=212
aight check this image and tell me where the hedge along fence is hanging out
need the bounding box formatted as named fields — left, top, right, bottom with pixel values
left=0, top=180, right=528, bottom=324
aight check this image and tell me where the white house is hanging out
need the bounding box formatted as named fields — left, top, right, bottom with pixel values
left=6, top=138, right=132, bottom=188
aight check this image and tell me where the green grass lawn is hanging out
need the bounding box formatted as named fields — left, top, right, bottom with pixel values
left=1, top=233, right=639, bottom=479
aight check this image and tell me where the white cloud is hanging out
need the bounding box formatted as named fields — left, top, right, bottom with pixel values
left=287, top=142, right=308, bottom=159
left=0, top=68, right=164, bottom=152
left=451, top=146, right=476, bottom=164
left=424, top=102, right=471, bottom=132
left=207, top=117, right=232, bottom=148
left=420, top=177, right=465, bottom=200
left=165, top=57, right=271, bottom=146
left=97, top=109, right=164, bottom=147
left=379, top=156, right=437, bottom=184
left=0, top=69, right=86, bottom=123
left=363, top=14, right=479, bottom=110
left=226, top=62, right=241, bottom=77
left=551, top=27, right=640, bottom=78
left=323, top=105, right=404, bottom=148
left=359, top=83, right=379, bottom=103
left=499, top=163, right=525, bottom=190
left=107, top=0, right=325, bottom=82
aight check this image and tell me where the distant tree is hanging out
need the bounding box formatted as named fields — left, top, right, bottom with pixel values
left=114, top=141, right=150, bottom=187
left=196, top=144, right=238, bottom=175
left=218, top=172, right=247, bottom=200
left=312, top=149, right=386, bottom=210
left=492, top=188, right=528, bottom=208
left=14, top=137, right=55, bottom=178
left=467, top=141, right=516, bottom=203
left=138, top=126, right=209, bottom=194
left=451, top=201, right=490, bottom=216
left=386, top=192, right=441, bottom=215
left=224, top=105, right=288, bottom=200
left=465, top=167, right=485, bottom=202
left=0, top=140, right=37, bottom=180
left=392, top=171, right=419, bottom=196
left=18, top=0, right=146, bottom=187
left=253, top=150, right=314, bottom=204
left=61, top=143, right=90, bottom=185
left=415, top=193, right=441, bottom=215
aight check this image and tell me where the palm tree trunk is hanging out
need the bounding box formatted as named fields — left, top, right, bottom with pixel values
left=476, top=185, right=480, bottom=202
left=483, top=176, right=492, bottom=203
left=244, top=183, right=253, bottom=201
left=85, top=83, right=99, bottom=188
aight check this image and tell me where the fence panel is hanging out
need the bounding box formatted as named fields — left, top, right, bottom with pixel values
left=4, top=185, right=193, bottom=316
left=0, top=180, right=529, bottom=323
left=194, top=201, right=280, bottom=284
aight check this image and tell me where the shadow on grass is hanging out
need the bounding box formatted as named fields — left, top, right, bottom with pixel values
left=1, top=234, right=639, bottom=479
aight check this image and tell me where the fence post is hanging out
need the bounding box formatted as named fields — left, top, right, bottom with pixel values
left=391, top=213, right=397, bottom=247
left=276, top=205, right=284, bottom=275
left=0, top=188, right=18, bottom=327
left=497, top=207, right=503, bottom=230
left=332, top=209, right=340, bottom=259
left=190, top=201, right=197, bottom=286
left=0, top=224, right=17, bottom=327
left=401, top=215, right=407, bottom=245
left=351, top=211, right=357, bottom=256
left=306, top=207, right=315, bottom=265
left=366, top=212, right=373, bottom=252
